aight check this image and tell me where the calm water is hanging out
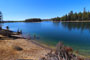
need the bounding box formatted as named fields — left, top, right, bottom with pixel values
left=2, top=21, right=90, bottom=56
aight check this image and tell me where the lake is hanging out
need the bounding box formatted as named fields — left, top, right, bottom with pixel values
left=2, top=21, right=90, bottom=56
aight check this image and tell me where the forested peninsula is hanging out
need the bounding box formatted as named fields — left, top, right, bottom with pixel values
left=52, top=8, right=90, bottom=22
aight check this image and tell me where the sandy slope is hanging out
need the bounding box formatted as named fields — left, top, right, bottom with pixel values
left=0, top=35, right=50, bottom=60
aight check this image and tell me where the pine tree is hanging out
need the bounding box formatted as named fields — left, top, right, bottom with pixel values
left=73, top=12, right=78, bottom=20
left=87, top=12, right=90, bottom=20
left=68, top=11, right=74, bottom=20
left=82, top=8, right=87, bottom=20
left=78, top=12, right=82, bottom=20
left=0, top=11, right=3, bottom=23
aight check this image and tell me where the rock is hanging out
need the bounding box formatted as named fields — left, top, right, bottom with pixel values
left=14, top=46, right=23, bottom=51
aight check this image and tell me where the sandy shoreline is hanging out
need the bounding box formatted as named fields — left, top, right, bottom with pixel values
left=0, top=35, right=51, bottom=60
left=0, top=33, right=90, bottom=60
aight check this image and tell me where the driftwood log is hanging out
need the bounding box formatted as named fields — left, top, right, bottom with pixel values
left=40, top=42, right=85, bottom=60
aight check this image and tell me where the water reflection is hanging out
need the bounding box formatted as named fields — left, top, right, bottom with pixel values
left=0, top=23, right=3, bottom=29
left=61, top=22, right=90, bottom=31
left=52, top=22, right=60, bottom=26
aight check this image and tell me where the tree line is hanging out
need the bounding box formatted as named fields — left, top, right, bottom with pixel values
left=25, top=18, right=42, bottom=22
left=52, top=8, right=90, bottom=21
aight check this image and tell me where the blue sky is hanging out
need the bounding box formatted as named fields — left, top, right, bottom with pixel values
left=0, top=0, right=89, bottom=21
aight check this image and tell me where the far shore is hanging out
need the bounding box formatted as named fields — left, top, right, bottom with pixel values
left=1, top=20, right=90, bottom=23
left=60, top=20, right=90, bottom=22
left=52, top=20, right=90, bottom=22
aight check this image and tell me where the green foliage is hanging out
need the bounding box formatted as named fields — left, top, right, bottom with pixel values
left=53, top=8, right=90, bottom=21
left=0, top=11, right=3, bottom=23
left=25, top=18, right=42, bottom=22
left=52, top=17, right=60, bottom=21
left=78, top=12, right=82, bottom=20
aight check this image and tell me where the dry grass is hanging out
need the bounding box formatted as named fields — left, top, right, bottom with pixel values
left=0, top=40, right=19, bottom=60
left=0, top=35, right=50, bottom=60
